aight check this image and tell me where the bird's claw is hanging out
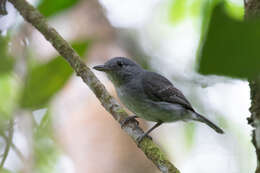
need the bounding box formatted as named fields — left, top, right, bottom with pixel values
left=137, top=134, right=152, bottom=146
left=121, top=115, right=139, bottom=128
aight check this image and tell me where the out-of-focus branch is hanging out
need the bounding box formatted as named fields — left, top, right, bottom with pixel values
left=7, top=0, right=180, bottom=172
left=244, top=0, right=260, bottom=19
left=0, top=119, right=14, bottom=169
left=0, top=0, right=7, bottom=15
left=1, top=131, right=26, bottom=162
left=244, top=1, right=260, bottom=173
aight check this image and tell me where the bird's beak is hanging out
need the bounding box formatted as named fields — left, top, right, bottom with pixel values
left=93, top=65, right=111, bottom=72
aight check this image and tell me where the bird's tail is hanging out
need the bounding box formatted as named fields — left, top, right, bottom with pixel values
left=193, top=112, right=224, bottom=134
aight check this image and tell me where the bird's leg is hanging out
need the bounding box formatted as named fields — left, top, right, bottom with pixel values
left=121, top=115, right=139, bottom=128
left=137, top=121, right=162, bottom=145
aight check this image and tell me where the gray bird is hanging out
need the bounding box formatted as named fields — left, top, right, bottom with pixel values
left=93, top=57, right=224, bottom=144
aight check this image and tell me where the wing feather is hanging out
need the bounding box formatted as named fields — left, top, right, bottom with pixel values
left=142, top=72, right=194, bottom=111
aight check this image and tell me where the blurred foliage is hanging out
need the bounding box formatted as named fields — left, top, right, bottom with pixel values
left=168, top=0, right=235, bottom=25
left=0, top=168, right=12, bottom=173
left=224, top=1, right=244, bottom=20
left=0, top=35, right=14, bottom=74
left=20, top=41, right=89, bottom=109
left=20, top=57, right=73, bottom=109
left=198, top=3, right=260, bottom=79
left=169, top=0, right=187, bottom=24
left=200, top=0, right=223, bottom=36
left=0, top=74, right=18, bottom=129
left=190, top=0, right=203, bottom=17
left=38, top=0, right=80, bottom=17
left=34, top=110, right=59, bottom=173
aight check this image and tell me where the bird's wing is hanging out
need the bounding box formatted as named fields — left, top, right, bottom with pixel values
left=142, top=72, right=194, bottom=111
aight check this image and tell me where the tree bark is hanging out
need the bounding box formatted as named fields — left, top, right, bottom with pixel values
left=6, top=0, right=180, bottom=172
left=244, top=0, right=260, bottom=172
left=248, top=79, right=260, bottom=173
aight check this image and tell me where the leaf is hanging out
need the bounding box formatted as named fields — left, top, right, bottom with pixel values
left=0, top=35, right=14, bottom=74
left=198, top=3, right=260, bottom=79
left=20, top=41, right=89, bottom=109
left=169, top=0, right=187, bottom=24
left=224, top=2, right=243, bottom=20
left=189, top=0, right=203, bottom=17
left=38, top=0, right=80, bottom=17
left=0, top=74, right=18, bottom=121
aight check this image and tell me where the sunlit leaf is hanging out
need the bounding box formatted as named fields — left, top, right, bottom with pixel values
left=198, top=3, right=260, bottom=79
left=20, top=41, right=89, bottom=109
left=190, top=0, right=203, bottom=17
left=169, top=0, right=187, bottom=24
left=224, top=1, right=243, bottom=20
left=0, top=35, right=14, bottom=74
left=0, top=74, right=18, bottom=123
left=38, top=0, right=80, bottom=17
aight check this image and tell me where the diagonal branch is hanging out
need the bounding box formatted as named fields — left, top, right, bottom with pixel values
left=7, top=0, right=180, bottom=172
left=0, top=119, right=14, bottom=169
left=1, top=131, right=26, bottom=162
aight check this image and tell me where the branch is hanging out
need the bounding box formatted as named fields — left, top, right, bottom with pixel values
left=248, top=79, right=260, bottom=173
left=0, top=0, right=7, bottom=15
left=1, top=131, right=26, bottom=162
left=7, top=0, right=180, bottom=172
left=244, top=0, right=260, bottom=19
left=0, top=119, right=14, bottom=169
left=244, top=2, right=260, bottom=173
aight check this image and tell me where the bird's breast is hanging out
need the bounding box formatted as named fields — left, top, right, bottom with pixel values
left=116, top=85, right=146, bottom=112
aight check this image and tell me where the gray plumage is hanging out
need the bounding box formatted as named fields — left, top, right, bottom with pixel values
left=94, top=57, right=224, bottom=143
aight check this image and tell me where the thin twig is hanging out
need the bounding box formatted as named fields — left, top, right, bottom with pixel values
left=0, top=119, right=14, bottom=169
left=7, top=0, right=180, bottom=172
left=0, top=119, right=25, bottom=162
left=1, top=134, right=26, bottom=161
left=1, top=133, right=25, bottom=162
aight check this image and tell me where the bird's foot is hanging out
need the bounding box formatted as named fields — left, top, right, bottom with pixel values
left=137, top=134, right=152, bottom=147
left=121, top=115, right=139, bottom=128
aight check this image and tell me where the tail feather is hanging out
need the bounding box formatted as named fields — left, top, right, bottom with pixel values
left=194, top=112, right=224, bottom=134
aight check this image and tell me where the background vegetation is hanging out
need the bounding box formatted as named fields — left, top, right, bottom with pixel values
left=0, top=0, right=258, bottom=172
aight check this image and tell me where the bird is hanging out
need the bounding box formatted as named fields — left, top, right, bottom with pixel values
left=93, top=57, right=224, bottom=144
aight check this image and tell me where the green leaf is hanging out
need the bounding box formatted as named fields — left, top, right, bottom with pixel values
left=169, top=0, right=187, bottom=24
left=0, top=74, right=18, bottom=122
left=198, top=3, right=260, bottom=79
left=189, top=0, right=203, bottom=17
left=38, top=0, right=80, bottom=17
left=224, top=1, right=243, bottom=20
left=20, top=41, right=89, bottom=109
left=0, top=35, right=14, bottom=74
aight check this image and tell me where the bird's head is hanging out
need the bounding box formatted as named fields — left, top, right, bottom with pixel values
left=93, top=57, right=143, bottom=86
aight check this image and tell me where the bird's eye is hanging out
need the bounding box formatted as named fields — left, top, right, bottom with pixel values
left=117, top=61, right=123, bottom=67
